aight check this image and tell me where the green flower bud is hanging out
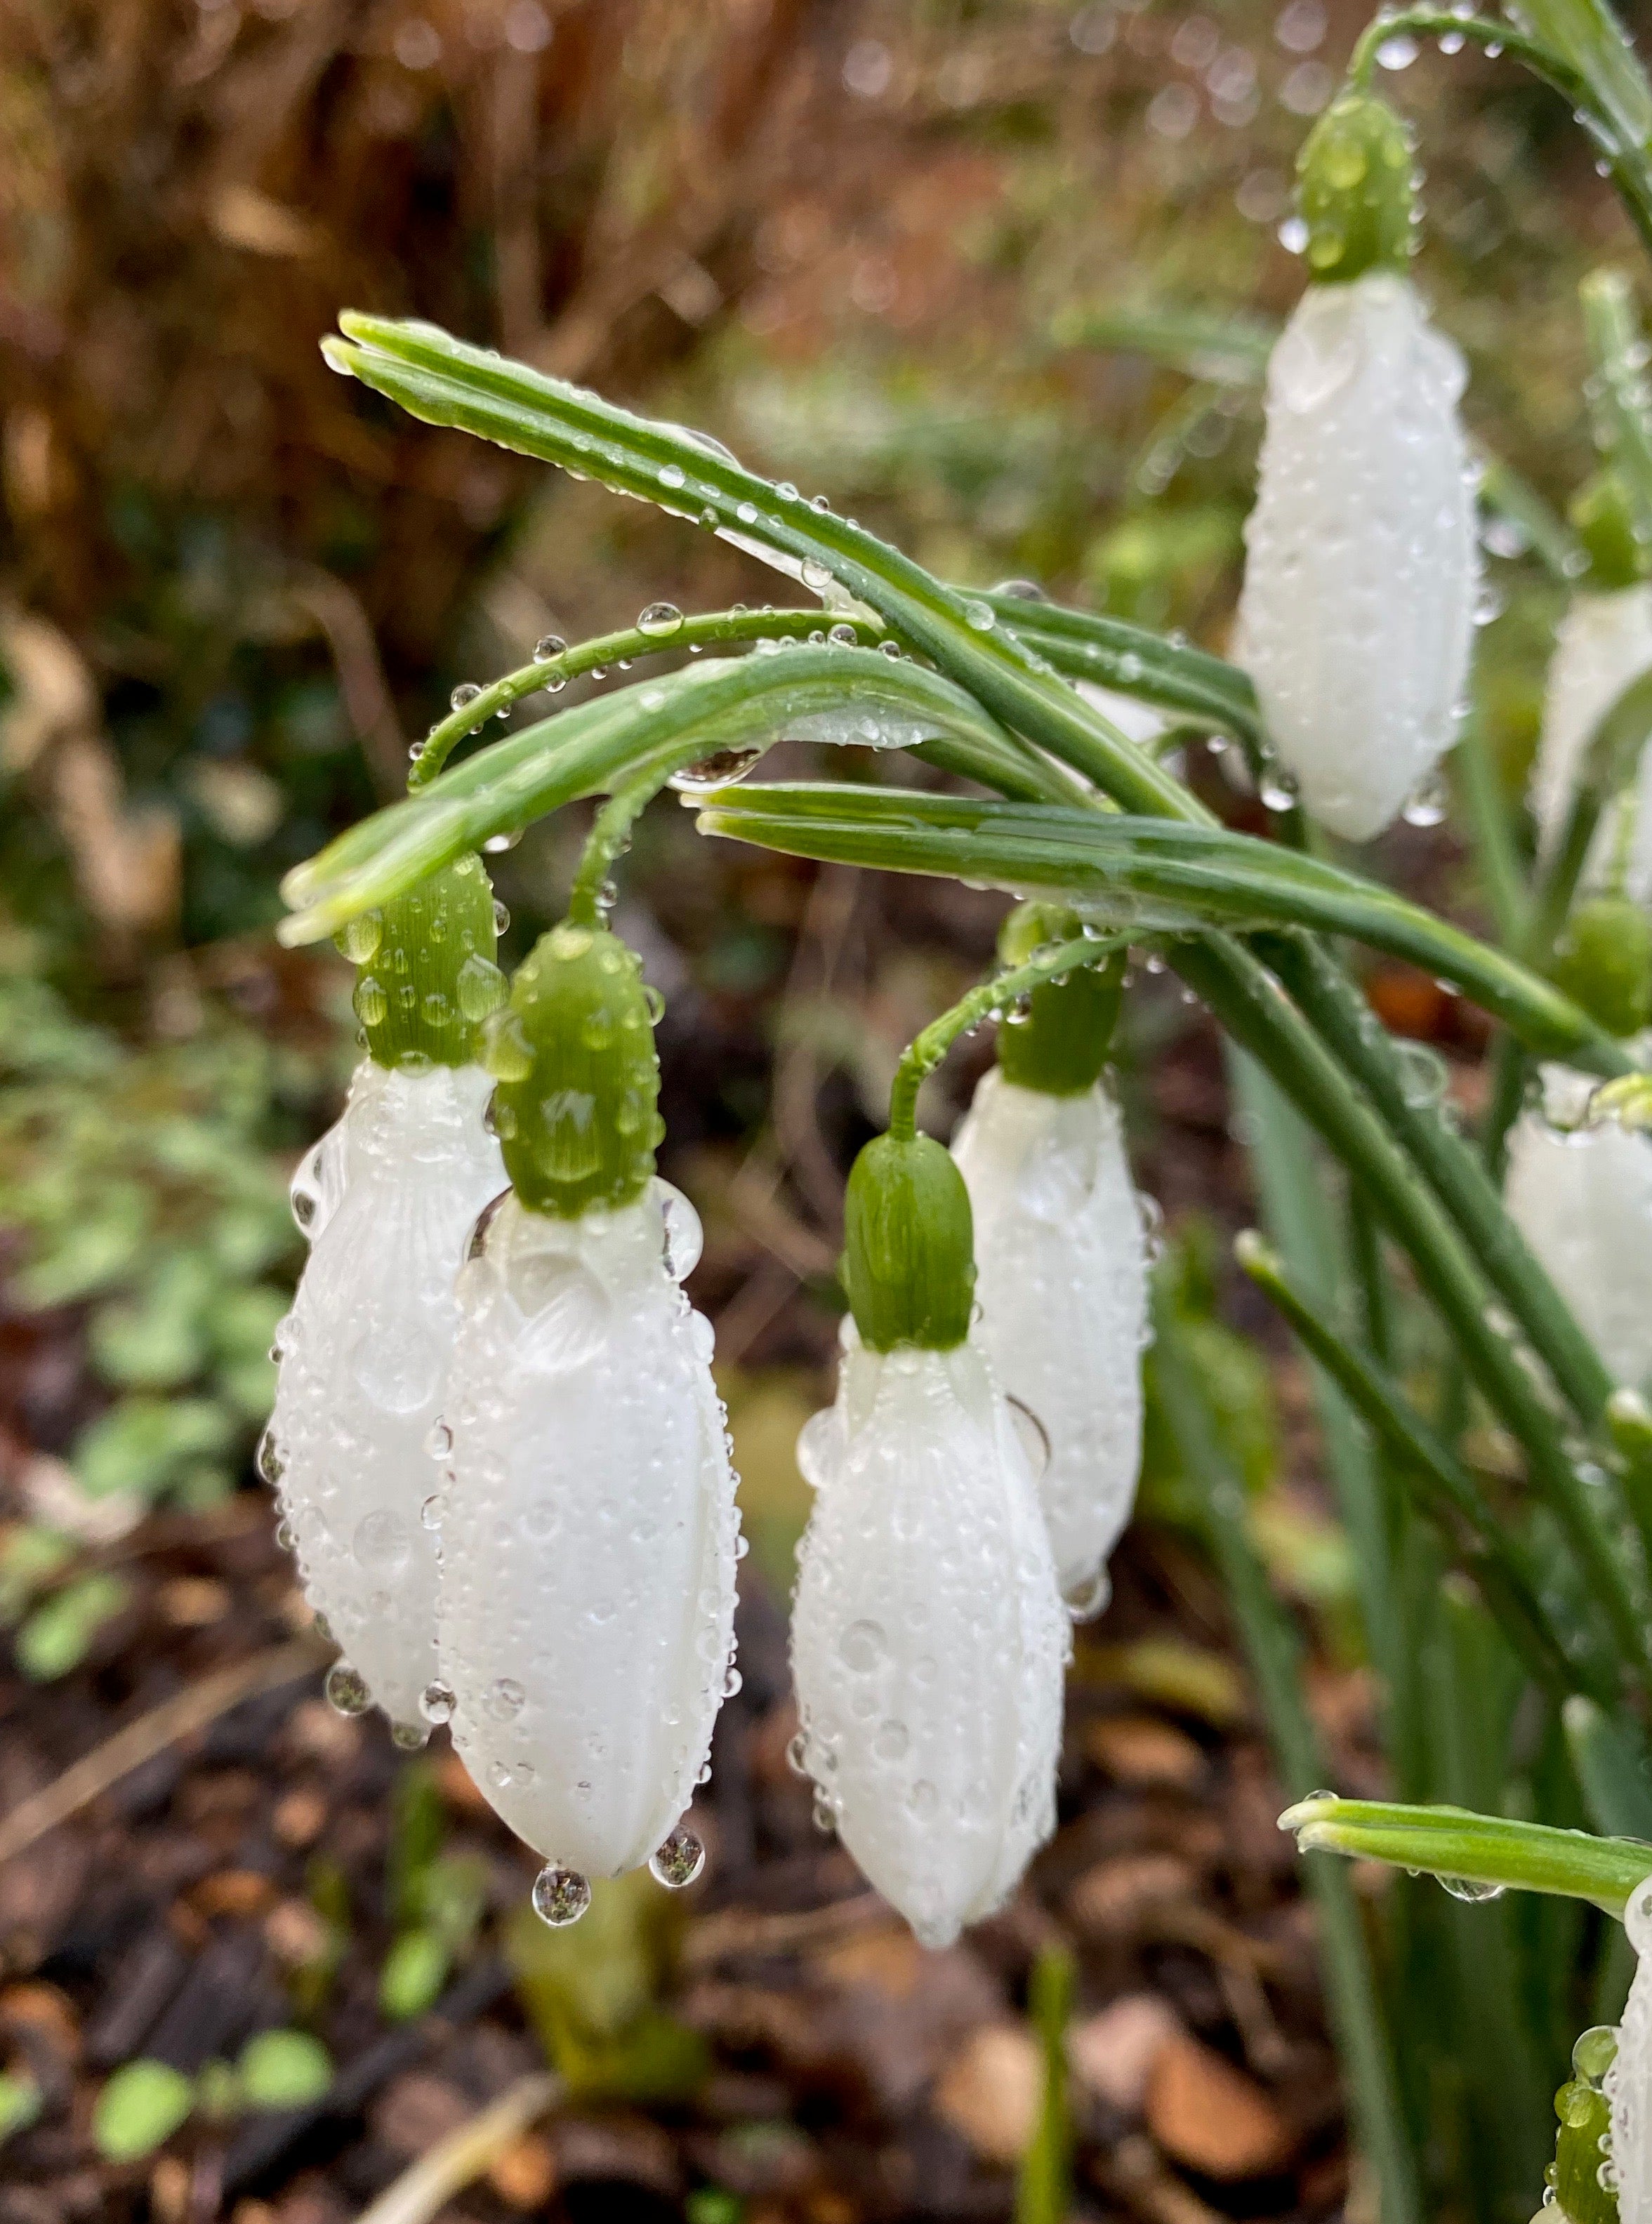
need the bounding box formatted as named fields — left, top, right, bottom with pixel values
left=488, top=920, right=664, bottom=1218
left=995, top=903, right=1125, bottom=1097
left=1551, top=892, right=1652, bottom=1039
left=842, top=1134, right=976, bottom=1353
left=1570, top=469, right=1651, bottom=592
left=1295, top=93, right=1417, bottom=285
left=338, top=852, right=505, bottom=1071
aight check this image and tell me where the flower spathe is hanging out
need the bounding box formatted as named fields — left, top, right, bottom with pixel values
left=951, top=1066, right=1148, bottom=1607
left=1608, top=1876, right=1652, bottom=2222
left=1237, top=270, right=1479, bottom=841
left=265, top=1057, right=505, bottom=1732
left=1528, top=583, right=1652, bottom=899
left=1504, top=1064, right=1652, bottom=1394
left=791, top=1321, right=1069, bottom=1949
left=436, top=1180, right=739, bottom=1881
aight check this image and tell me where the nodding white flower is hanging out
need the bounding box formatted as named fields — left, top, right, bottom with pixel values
left=263, top=853, right=507, bottom=1740
left=435, top=1182, right=737, bottom=1894
left=1237, top=268, right=1479, bottom=840
left=265, top=1057, right=504, bottom=1736
left=790, top=1133, right=1069, bottom=1950
left=1529, top=580, right=1652, bottom=899
left=951, top=1067, right=1148, bottom=1610
left=1607, top=1876, right=1652, bottom=2220
left=432, top=917, right=739, bottom=1917
left=1505, top=1064, right=1652, bottom=1393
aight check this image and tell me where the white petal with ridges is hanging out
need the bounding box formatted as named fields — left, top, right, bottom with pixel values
left=791, top=1327, right=1069, bottom=1948
left=267, top=1059, right=505, bottom=1729
left=1529, top=585, right=1652, bottom=899
left=1609, top=1878, right=1652, bottom=2223
left=1237, top=272, right=1479, bottom=841
left=439, top=1186, right=739, bottom=1878
left=1505, top=1064, right=1652, bottom=1394
left=951, top=1069, right=1148, bottom=1602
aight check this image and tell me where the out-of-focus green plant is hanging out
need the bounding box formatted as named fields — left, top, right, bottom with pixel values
left=91, top=2030, right=332, bottom=2163
left=376, top=1761, right=489, bottom=2024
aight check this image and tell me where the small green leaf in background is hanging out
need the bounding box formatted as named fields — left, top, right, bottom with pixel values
left=685, top=2193, right=745, bottom=2224
left=0, top=1527, right=75, bottom=1624
left=72, top=1396, right=232, bottom=1504
left=1015, top=1945, right=1075, bottom=2224
left=386, top=1760, right=447, bottom=1927
left=15, top=1573, right=129, bottom=1682
left=508, top=1870, right=708, bottom=2104
left=0, top=2070, right=41, bottom=2145
left=378, top=1929, right=451, bottom=2023
left=237, top=2029, right=332, bottom=2111
left=93, top=2060, right=195, bottom=2161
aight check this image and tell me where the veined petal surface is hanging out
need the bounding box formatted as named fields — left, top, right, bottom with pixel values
left=439, top=1186, right=739, bottom=1878
left=1505, top=1064, right=1652, bottom=1394
left=1608, top=1878, right=1652, bottom=2223
left=951, top=1069, right=1148, bottom=1603
left=1529, top=584, right=1652, bottom=899
left=1237, top=272, right=1479, bottom=841
left=267, top=1059, right=504, bottom=1729
left=791, top=1327, right=1069, bottom=1949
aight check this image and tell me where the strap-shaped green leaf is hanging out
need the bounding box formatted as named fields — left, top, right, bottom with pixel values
left=694, top=783, right=1632, bottom=1073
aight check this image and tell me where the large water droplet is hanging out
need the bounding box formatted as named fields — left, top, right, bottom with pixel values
left=667, top=746, right=764, bottom=795
left=256, top=1429, right=286, bottom=1487
left=649, top=1825, right=706, bottom=1888
left=532, top=1865, right=592, bottom=1926
left=637, top=601, right=685, bottom=637
left=1401, top=771, right=1448, bottom=828
left=1439, top=1874, right=1505, bottom=1903
left=419, top=1680, right=456, bottom=1725
left=326, top=1662, right=372, bottom=1717
left=534, top=633, right=568, bottom=663
left=353, top=976, right=389, bottom=1027
left=838, top=1619, right=887, bottom=1672
left=656, top=1181, right=704, bottom=1280
left=337, top=911, right=383, bottom=965
left=511, top=1257, right=612, bottom=1374
left=390, top=1721, right=429, bottom=1751
left=456, top=953, right=507, bottom=1021
left=450, top=682, right=483, bottom=713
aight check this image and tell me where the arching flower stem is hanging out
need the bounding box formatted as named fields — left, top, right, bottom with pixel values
left=885, top=938, right=1124, bottom=1144
left=565, top=771, right=666, bottom=930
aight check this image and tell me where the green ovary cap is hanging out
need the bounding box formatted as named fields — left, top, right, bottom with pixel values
left=996, top=902, right=1125, bottom=1097
left=1295, top=93, right=1417, bottom=284
left=487, top=920, right=664, bottom=1218
left=1571, top=470, right=1651, bottom=592
left=1552, top=893, right=1652, bottom=1040
left=339, top=852, right=505, bottom=1070
left=842, top=1133, right=976, bottom=1353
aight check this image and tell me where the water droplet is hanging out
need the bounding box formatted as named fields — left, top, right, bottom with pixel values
left=786, top=1730, right=810, bottom=1775
left=656, top=1182, right=704, bottom=1280
left=838, top=1619, right=886, bottom=1672
left=657, top=463, right=686, bottom=490
left=962, top=598, right=995, bottom=631
left=827, top=622, right=859, bottom=647
left=256, top=1429, right=286, bottom=1487
left=532, top=1865, right=592, bottom=1926
left=390, top=1721, right=429, bottom=1751
left=1573, top=2025, right=1619, bottom=2084
left=1394, top=1039, right=1448, bottom=1111
left=649, top=1825, right=706, bottom=1888
left=486, top=1677, right=526, bottom=1721
left=1376, top=30, right=1418, bottom=67
left=1064, top=1569, right=1112, bottom=1623
left=326, top=1662, right=372, bottom=1717
left=908, top=1780, right=939, bottom=1818
left=354, top=1509, right=411, bottom=1574
left=450, top=682, right=483, bottom=713
left=642, top=982, right=666, bottom=1023
left=418, top=1680, right=456, bottom=1725
left=1401, top=772, right=1448, bottom=828
left=992, top=577, right=1048, bottom=600
left=1260, top=767, right=1298, bottom=813
left=637, top=600, right=685, bottom=637
left=1439, top=1874, right=1505, bottom=1903
left=667, top=745, right=764, bottom=795
left=1007, top=1396, right=1051, bottom=1480
left=776, top=480, right=798, bottom=501
left=275, top=1518, right=296, bottom=1552
left=801, top=557, right=833, bottom=593
left=353, top=975, right=389, bottom=1027
left=336, top=911, right=383, bottom=965
left=872, top=1719, right=909, bottom=1762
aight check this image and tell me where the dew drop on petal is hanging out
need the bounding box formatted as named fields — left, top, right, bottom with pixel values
left=648, top=1825, right=706, bottom=1888
left=838, top=1619, right=887, bottom=1672
left=325, top=1662, right=372, bottom=1717
left=532, top=1865, right=592, bottom=1926
left=390, top=1721, right=430, bottom=1751
left=418, top=1680, right=456, bottom=1725
left=486, top=1676, right=526, bottom=1720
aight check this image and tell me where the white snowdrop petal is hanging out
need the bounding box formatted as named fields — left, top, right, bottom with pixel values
left=1529, top=585, right=1652, bottom=899
left=791, top=1330, right=1069, bottom=1949
left=951, top=1071, right=1147, bottom=1600
left=440, top=1189, right=739, bottom=1877
left=1074, top=679, right=1168, bottom=748
left=1608, top=1878, right=1652, bottom=2221
left=1238, top=272, right=1479, bottom=841
left=1505, top=1064, right=1652, bottom=1393
left=267, top=1060, right=505, bottom=1728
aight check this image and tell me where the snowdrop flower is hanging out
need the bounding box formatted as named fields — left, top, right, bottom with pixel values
left=791, top=1130, right=1069, bottom=1949
left=1607, top=1876, right=1652, bottom=2220
left=435, top=918, right=739, bottom=1922
left=263, top=855, right=507, bottom=1740
left=1529, top=471, right=1652, bottom=899
left=1238, top=94, right=1479, bottom=841
left=951, top=908, right=1147, bottom=1611
left=1505, top=1064, right=1652, bottom=1393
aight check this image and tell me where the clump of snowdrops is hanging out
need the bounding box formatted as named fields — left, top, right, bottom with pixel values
left=258, top=0, right=1652, bottom=2210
